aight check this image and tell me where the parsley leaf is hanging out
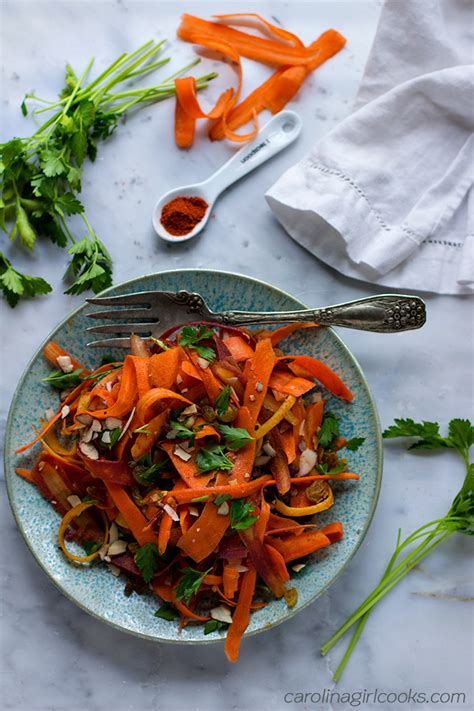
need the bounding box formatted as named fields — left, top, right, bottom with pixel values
left=383, top=417, right=473, bottom=463
left=316, top=462, right=347, bottom=475
left=42, top=367, right=84, bottom=390
left=154, top=602, right=178, bottom=621
left=0, top=252, right=52, bottom=307
left=134, top=543, right=161, bottom=583
left=230, top=498, right=258, bottom=530
left=215, top=385, right=231, bottom=417
left=132, top=458, right=169, bottom=486
left=345, top=437, right=365, bottom=452
left=216, top=424, right=253, bottom=451
left=82, top=540, right=101, bottom=556
left=174, top=567, right=211, bottom=605
left=204, top=619, right=229, bottom=635
left=169, top=420, right=196, bottom=440
left=383, top=418, right=449, bottom=450
left=196, top=444, right=233, bottom=473
left=99, top=427, right=121, bottom=450
left=64, top=233, right=113, bottom=296
left=213, top=493, right=232, bottom=507
left=318, top=412, right=339, bottom=448
left=178, top=325, right=215, bottom=361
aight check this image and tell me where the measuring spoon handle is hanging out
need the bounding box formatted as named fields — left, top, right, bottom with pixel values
left=202, top=111, right=302, bottom=201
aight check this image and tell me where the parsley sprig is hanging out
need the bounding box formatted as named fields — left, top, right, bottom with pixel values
left=230, top=498, right=258, bottom=530
left=174, top=567, right=211, bottom=605
left=1, top=42, right=216, bottom=305
left=321, top=417, right=474, bottom=681
left=196, top=444, right=233, bottom=473
left=134, top=542, right=162, bottom=583
left=178, top=325, right=216, bottom=361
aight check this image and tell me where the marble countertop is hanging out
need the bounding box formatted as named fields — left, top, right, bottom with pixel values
left=1, top=2, right=472, bottom=710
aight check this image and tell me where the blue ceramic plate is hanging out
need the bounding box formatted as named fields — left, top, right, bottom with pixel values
left=5, top=270, right=382, bottom=644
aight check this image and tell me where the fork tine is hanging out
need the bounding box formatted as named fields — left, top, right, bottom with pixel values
left=86, top=337, right=134, bottom=349
left=87, top=308, right=156, bottom=321
left=87, top=323, right=157, bottom=335
left=86, top=293, right=152, bottom=307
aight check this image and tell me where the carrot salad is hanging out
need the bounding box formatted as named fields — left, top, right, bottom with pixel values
left=16, top=322, right=362, bottom=661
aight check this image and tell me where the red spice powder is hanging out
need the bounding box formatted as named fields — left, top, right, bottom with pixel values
left=160, top=196, right=208, bottom=236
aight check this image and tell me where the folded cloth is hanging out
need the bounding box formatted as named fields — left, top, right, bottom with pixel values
left=266, top=0, right=474, bottom=295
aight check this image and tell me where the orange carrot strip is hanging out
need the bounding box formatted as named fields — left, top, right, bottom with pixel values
left=213, top=13, right=304, bottom=47
left=136, top=388, right=192, bottom=424
left=105, top=482, right=156, bottom=547
left=187, top=351, right=222, bottom=403
left=131, top=356, right=151, bottom=400
left=265, top=543, right=290, bottom=582
left=270, top=531, right=331, bottom=562
left=239, top=524, right=286, bottom=597
left=130, top=410, right=168, bottom=460
left=280, top=429, right=296, bottom=464
left=161, top=441, right=214, bottom=488
left=320, top=521, right=344, bottom=543
left=149, top=348, right=181, bottom=388
left=177, top=473, right=230, bottom=562
left=164, top=475, right=272, bottom=504
left=175, top=76, right=233, bottom=120
left=203, top=574, right=223, bottom=586
left=87, top=356, right=138, bottom=420
left=178, top=14, right=326, bottom=67
left=158, top=510, right=174, bottom=556
left=175, top=85, right=196, bottom=148
left=255, top=495, right=270, bottom=541
left=282, top=355, right=353, bottom=401
left=210, top=30, right=346, bottom=140
left=15, top=467, right=35, bottom=483
left=243, top=337, right=276, bottom=427
left=222, top=565, right=241, bottom=599
left=224, top=566, right=257, bottom=662
left=43, top=341, right=90, bottom=374
left=231, top=406, right=256, bottom=483
left=269, top=370, right=315, bottom=397
left=305, top=400, right=325, bottom=447
left=180, top=359, right=202, bottom=381
left=222, top=335, right=255, bottom=361
left=194, top=424, right=220, bottom=441
left=268, top=322, right=319, bottom=346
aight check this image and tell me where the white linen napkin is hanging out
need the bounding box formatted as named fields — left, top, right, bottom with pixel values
left=266, top=0, right=474, bottom=295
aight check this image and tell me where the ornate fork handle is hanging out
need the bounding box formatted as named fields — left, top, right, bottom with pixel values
left=212, top=295, right=426, bottom=333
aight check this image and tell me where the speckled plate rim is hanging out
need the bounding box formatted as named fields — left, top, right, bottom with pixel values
left=4, top=268, right=383, bottom=645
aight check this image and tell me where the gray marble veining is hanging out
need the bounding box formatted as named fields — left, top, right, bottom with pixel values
left=1, top=2, right=472, bottom=710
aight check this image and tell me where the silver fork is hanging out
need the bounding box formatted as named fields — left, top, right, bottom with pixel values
left=85, top=290, right=426, bottom=348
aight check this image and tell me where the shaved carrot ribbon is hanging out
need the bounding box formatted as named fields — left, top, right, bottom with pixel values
left=58, top=501, right=108, bottom=564
left=176, top=14, right=345, bottom=146
left=224, top=566, right=257, bottom=662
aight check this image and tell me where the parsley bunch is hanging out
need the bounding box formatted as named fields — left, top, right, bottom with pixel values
left=321, top=417, right=473, bottom=681
left=0, top=41, right=216, bottom=306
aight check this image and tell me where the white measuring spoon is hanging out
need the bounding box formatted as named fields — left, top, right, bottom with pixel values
left=152, top=110, right=302, bottom=243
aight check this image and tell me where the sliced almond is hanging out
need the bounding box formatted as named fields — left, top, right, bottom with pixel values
left=107, top=539, right=128, bottom=556
left=45, top=407, right=55, bottom=422
left=66, top=494, right=81, bottom=508
left=107, top=563, right=121, bottom=577
left=197, top=357, right=210, bottom=370
left=163, top=504, right=179, bottom=522
left=118, top=407, right=136, bottom=441
left=108, top=522, right=119, bottom=544
left=263, top=442, right=276, bottom=457
left=255, top=381, right=263, bottom=393
left=174, top=445, right=192, bottom=461
left=217, top=501, right=229, bottom=516
left=56, top=355, right=74, bottom=373
left=76, top=413, right=93, bottom=426
left=297, top=448, right=317, bottom=476
left=105, top=416, right=122, bottom=430
left=182, top=404, right=198, bottom=415
left=210, top=605, right=233, bottom=624
left=79, top=441, right=99, bottom=460
left=61, top=405, right=70, bottom=419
